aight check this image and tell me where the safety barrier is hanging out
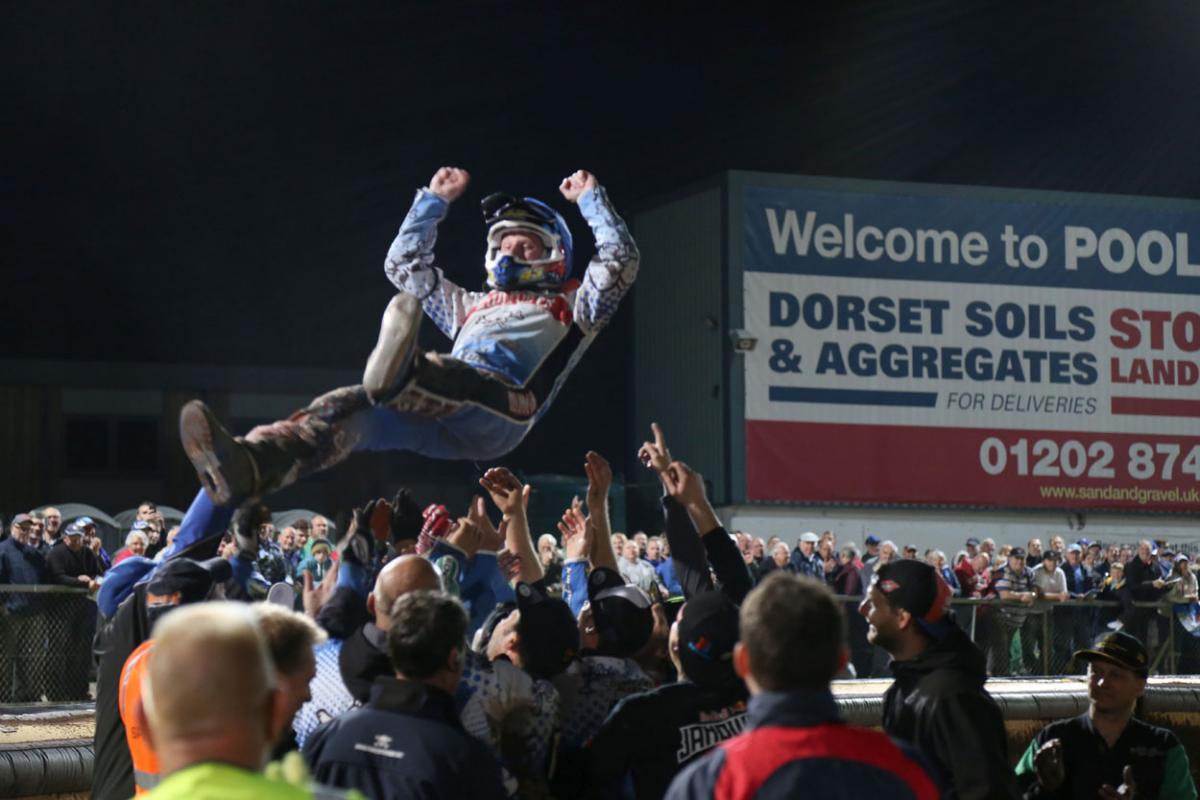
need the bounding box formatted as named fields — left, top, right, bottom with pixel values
left=840, top=594, right=1195, bottom=678
left=0, top=586, right=96, bottom=705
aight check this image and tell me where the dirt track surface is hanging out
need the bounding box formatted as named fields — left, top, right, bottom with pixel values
left=0, top=710, right=94, bottom=746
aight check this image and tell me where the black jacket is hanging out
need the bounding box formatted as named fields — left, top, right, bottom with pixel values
left=660, top=496, right=752, bottom=605
left=91, top=584, right=152, bottom=800
left=882, top=622, right=1019, bottom=800
left=1125, top=556, right=1167, bottom=601
left=45, top=540, right=102, bottom=587
left=304, top=677, right=506, bottom=800
left=584, top=679, right=749, bottom=800
left=339, top=622, right=392, bottom=704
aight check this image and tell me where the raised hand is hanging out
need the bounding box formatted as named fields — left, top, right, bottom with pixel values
left=1033, top=739, right=1065, bottom=791
left=390, top=487, right=424, bottom=543
left=429, top=166, right=470, bottom=202
left=446, top=517, right=483, bottom=558
left=661, top=461, right=708, bottom=508
left=479, top=468, right=530, bottom=519
left=416, top=503, right=452, bottom=555
left=1099, top=765, right=1137, bottom=800
left=302, top=560, right=339, bottom=618
left=662, top=460, right=722, bottom=537
left=559, top=169, right=597, bottom=203
left=584, top=451, right=613, bottom=513
left=637, top=422, right=672, bottom=475
left=558, top=506, right=591, bottom=561
left=468, top=495, right=505, bottom=552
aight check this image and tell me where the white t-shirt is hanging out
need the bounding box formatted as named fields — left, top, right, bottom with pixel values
left=1032, top=565, right=1067, bottom=597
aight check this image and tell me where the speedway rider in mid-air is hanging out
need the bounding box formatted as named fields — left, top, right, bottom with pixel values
left=179, top=166, right=639, bottom=508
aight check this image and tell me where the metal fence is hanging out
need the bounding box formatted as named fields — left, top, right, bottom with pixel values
left=1, top=585, right=1197, bottom=705
left=839, top=595, right=1198, bottom=678
left=0, top=586, right=95, bottom=704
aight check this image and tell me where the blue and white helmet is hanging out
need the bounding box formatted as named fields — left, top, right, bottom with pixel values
left=481, top=193, right=573, bottom=291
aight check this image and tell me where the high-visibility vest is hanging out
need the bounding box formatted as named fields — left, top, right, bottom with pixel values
left=118, top=640, right=160, bottom=795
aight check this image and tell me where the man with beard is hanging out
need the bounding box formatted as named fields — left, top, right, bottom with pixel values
left=859, top=559, right=1017, bottom=800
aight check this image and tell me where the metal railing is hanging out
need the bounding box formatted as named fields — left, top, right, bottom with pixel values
left=0, top=586, right=95, bottom=704
left=839, top=594, right=1197, bottom=678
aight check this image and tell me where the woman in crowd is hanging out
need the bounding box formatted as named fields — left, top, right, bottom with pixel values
left=112, top=531, right=148, bottom=566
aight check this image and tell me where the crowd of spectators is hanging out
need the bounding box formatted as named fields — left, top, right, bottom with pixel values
left=705, top=526, right=1200, bottom=678
left=1, top=427, right=1198, bottom=799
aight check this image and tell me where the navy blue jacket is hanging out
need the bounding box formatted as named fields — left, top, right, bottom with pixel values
left=1060, top=559, right=1094, bottom=597
left=0, top=537, right=46, bottom=612
left=665, top=688, right=938, bottom=800
left=304, top=677, right=506, bottom=800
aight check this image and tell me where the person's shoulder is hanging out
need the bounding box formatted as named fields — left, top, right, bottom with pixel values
left=664, top=740, right=726, bottom=799
left=1128, top=715, right=1184, bottom=748
left=612, top=680, right=693, bottom=712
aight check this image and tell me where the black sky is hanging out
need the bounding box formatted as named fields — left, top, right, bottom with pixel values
left=5, top=1, right=1200, bottom=476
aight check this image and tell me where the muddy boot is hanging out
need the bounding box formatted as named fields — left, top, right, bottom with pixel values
left=363, top=293, right=423, bottom=405
left=179, top=400, right=261, bottom=506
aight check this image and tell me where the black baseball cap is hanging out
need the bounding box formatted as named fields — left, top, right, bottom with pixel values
left=476, top=600, right=518, bottom=654
left=587, top=567, right=653, bottom=658
left=965, top=537, right=980, bottom=547
left=1074, top=631, right=1149, bottom=677
left=675, top=590, right=740, bottom=688
left=873, top=560, right=951, bottom=639
left=147, top=557, right=232, bottom=604
left=1010, top=547, right=1027, bottom=558
left=515, top=582, right=579, bottom=680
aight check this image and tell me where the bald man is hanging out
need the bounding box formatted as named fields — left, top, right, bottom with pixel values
left=340, top=555, right=442, bottom=701
left=293, top=554, right=442, bottom=747
left=136, top=603, right=349, bottom=799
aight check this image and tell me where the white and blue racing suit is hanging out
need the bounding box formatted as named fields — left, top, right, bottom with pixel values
left=229, top=183, right=639, bottom=494
left=355, top=182, right=640, bottom=460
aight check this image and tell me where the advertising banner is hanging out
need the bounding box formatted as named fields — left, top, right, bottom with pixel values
left=742, top=182, right=1200, bottom=511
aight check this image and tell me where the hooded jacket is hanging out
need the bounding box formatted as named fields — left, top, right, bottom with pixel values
left=882, top=622, right=1018, bottom=800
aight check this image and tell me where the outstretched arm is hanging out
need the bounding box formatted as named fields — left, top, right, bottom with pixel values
left=584, top=451, right=619, bottom=572
left=383, top=166, right=487, bottom=338
left=560, top=170, right=640, bottom=333
left=479, top=467, right=543, bottom=586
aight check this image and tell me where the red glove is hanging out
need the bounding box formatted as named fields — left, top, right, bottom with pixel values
left=417, top=504, right=452, bottom=555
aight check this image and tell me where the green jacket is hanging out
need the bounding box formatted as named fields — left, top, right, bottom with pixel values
left=145, top=762, right=358, bottom=800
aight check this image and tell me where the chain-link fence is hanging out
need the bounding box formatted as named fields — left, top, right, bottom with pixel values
left=0, top=586, right=95, bottom=704
left=837, top=595, right=1200, bottom=678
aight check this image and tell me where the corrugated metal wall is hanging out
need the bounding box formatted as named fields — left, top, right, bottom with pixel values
left=633, top=185, right=730, bottom=503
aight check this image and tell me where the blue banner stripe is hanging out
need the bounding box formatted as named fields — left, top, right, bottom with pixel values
left=743, top=185, right=1200, bottom=296
left=768, top=387, right=938, bottom=407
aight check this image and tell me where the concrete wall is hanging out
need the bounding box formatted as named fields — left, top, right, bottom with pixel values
left=723, top=504, right=1200, bottom=555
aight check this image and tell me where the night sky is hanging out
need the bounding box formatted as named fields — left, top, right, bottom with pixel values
left=6, top=1, right=1200, bottom=481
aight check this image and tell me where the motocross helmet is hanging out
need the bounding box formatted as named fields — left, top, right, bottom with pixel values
left=481, top=192, right=573, bottom=291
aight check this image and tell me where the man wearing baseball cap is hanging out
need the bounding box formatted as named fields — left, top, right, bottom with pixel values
left=556, top=566, right=656, bottom=753
left=583, top=590, right=747, bottom=799
left=789, top=531, right=823, bottom=581
left=0, top=513, right=48, bottom=702
left=1016, top=631, right=1196, bottom=799
left=860, top=559, right=1017, bottom=799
